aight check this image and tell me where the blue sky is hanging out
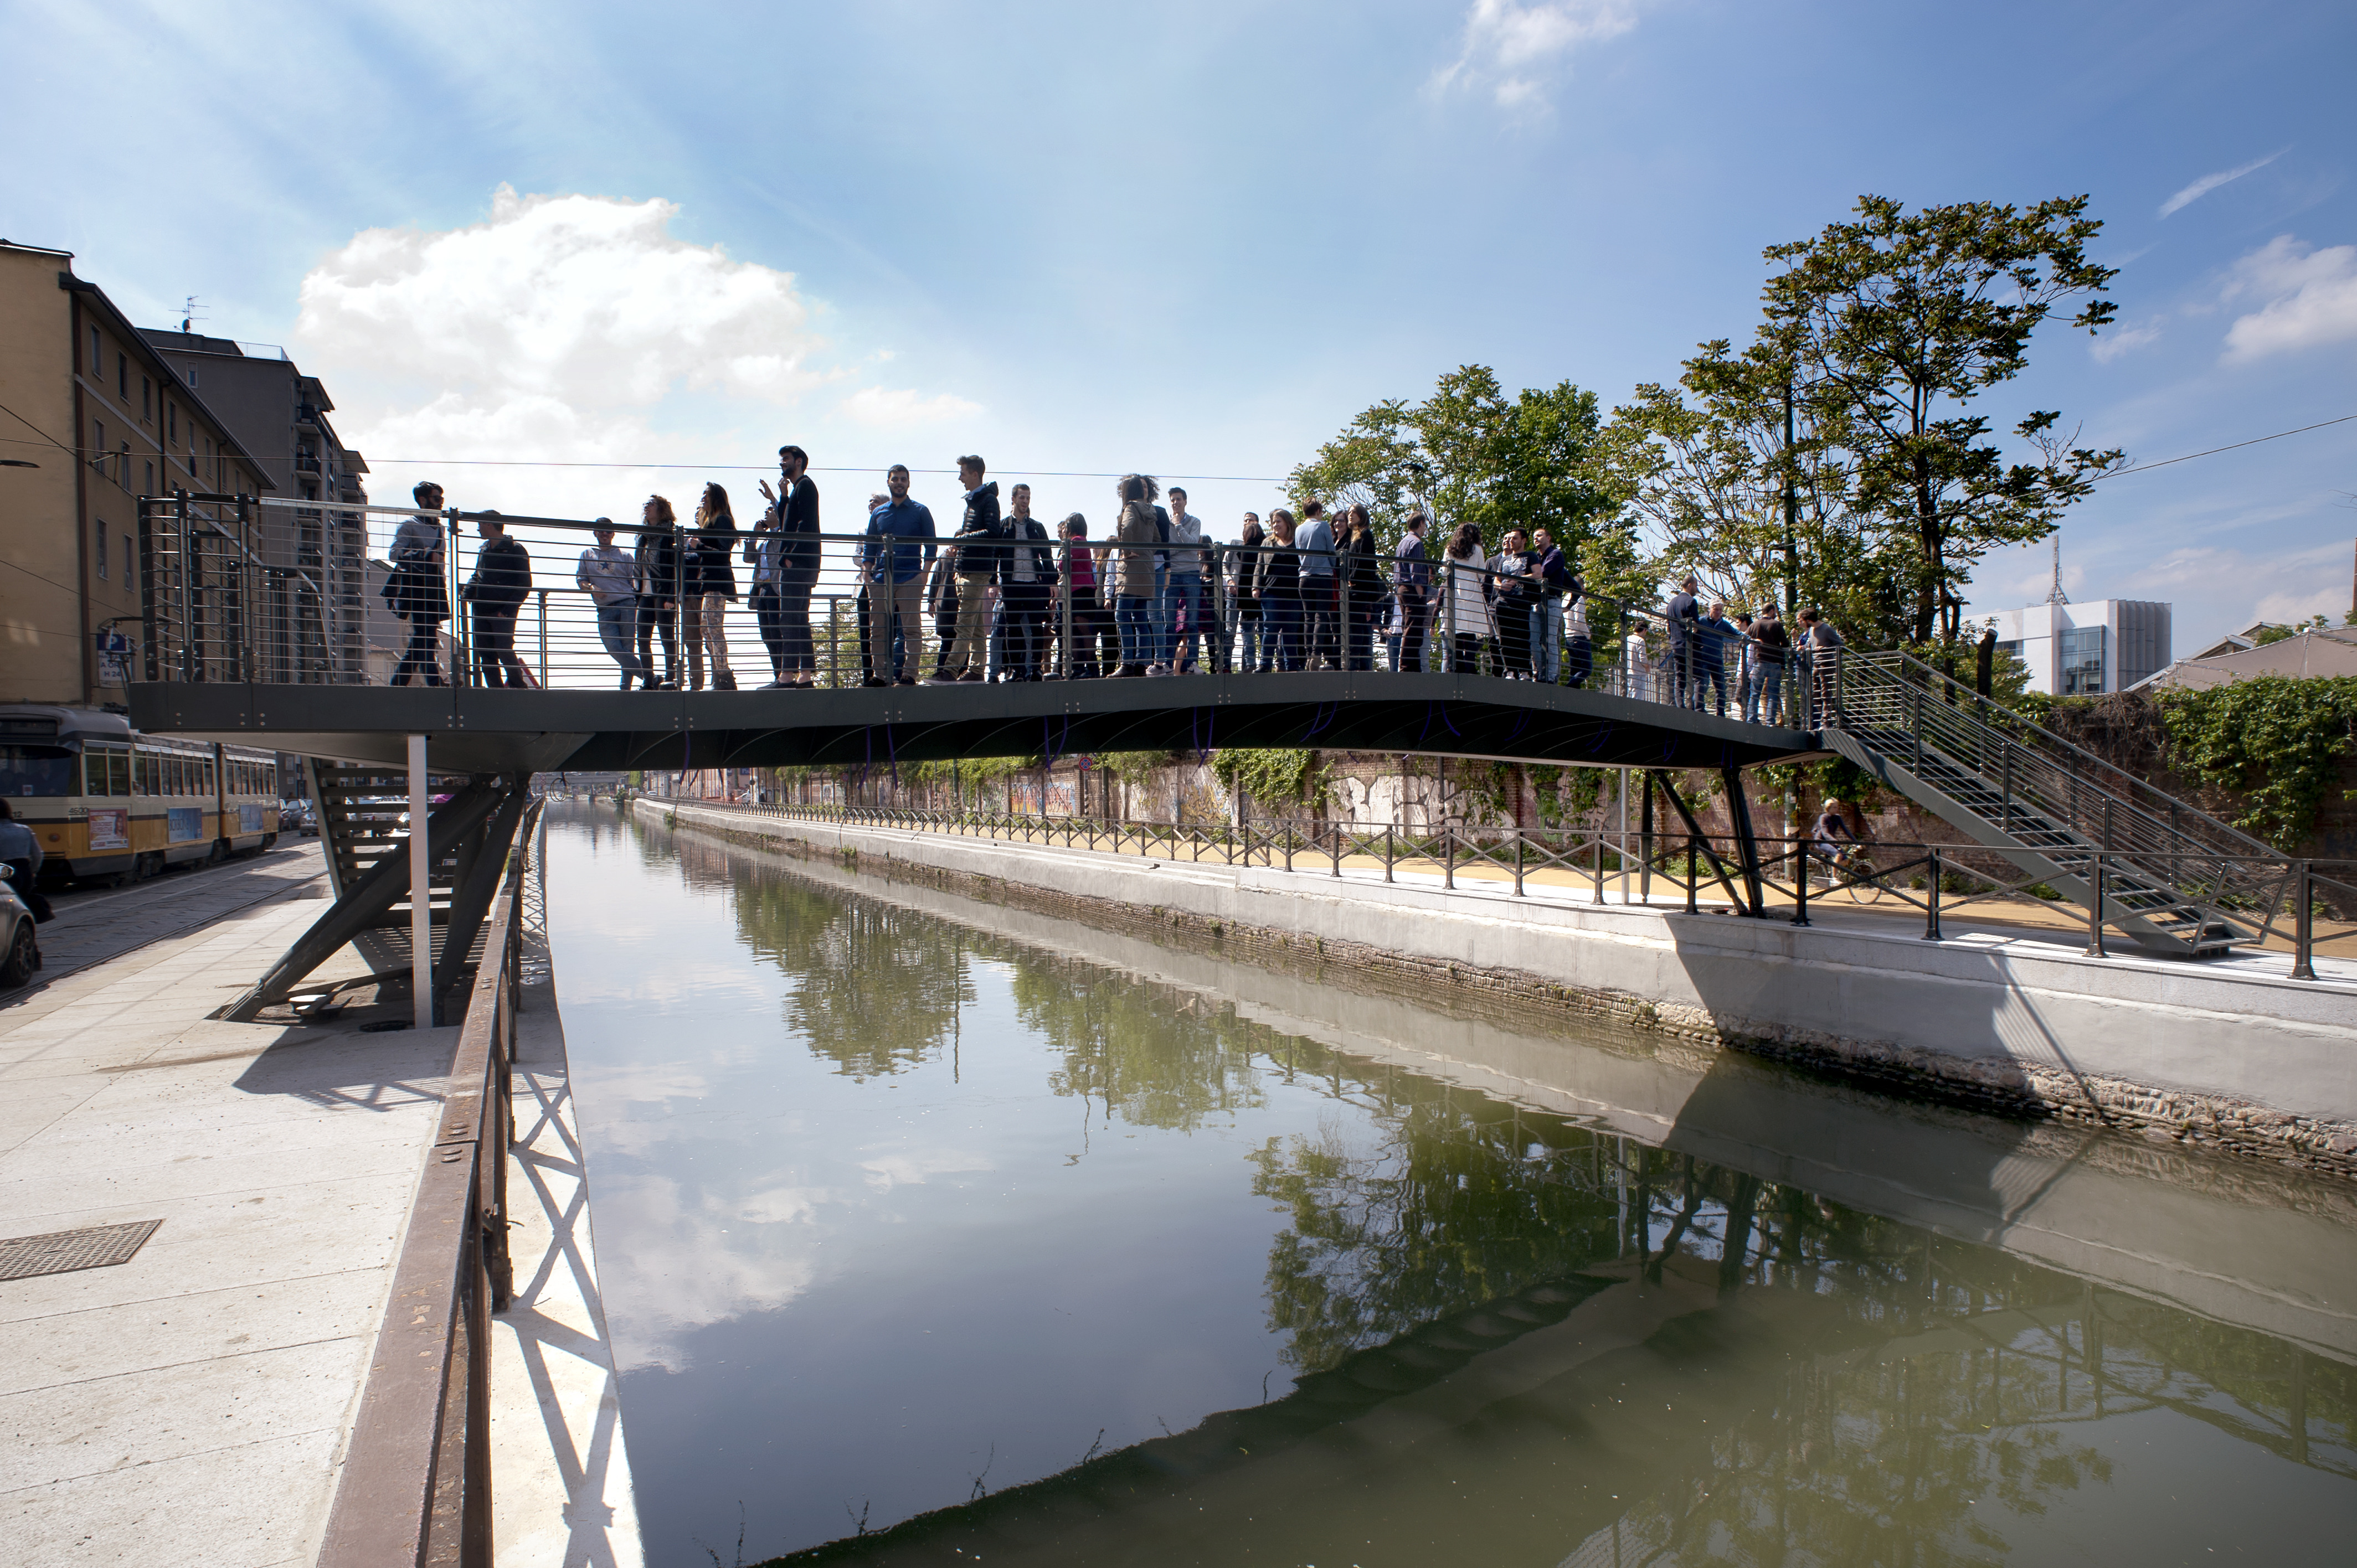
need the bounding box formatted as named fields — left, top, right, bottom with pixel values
left=8, top=0, right=2353, bottom=644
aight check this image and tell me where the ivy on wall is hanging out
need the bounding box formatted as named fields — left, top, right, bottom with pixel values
left=2155, top=675, right=2357, bottom=849
left=1211, top=748, right=1330, bottom=808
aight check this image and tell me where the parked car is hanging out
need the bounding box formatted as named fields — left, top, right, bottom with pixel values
left=0, top=865, right=42, bottom=988
left=281, top=800, right=318, bottom=836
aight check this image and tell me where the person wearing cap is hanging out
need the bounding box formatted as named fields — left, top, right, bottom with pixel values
left=577, top=520, right=651, bottom=689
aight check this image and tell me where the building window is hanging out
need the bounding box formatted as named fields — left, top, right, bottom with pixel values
left=119, top=443, right=132, bottom=491
left=92, top=419, right=105, bottom=470
left=96, top=525, right=108, bottom=581
left=118, top=352, right=127, bottom=399
left=124, top=533, right=133, bottom=585
left=141, top=376, right=151, bottom=421
left=1996, top=639, right=2023, bottom=661
left=2061, top=626, right=2106, bottom=696
left=144, top=461, right=153, bottom=497
left=167, top=403, right=176, bottom=443
left=184, top=365, right=199, bottom=389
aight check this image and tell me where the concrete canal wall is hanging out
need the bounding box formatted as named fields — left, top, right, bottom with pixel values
left=639, top=798, right=2357, bottom=1178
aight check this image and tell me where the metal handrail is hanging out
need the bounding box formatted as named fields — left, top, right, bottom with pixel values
left=315, top=796, right=540, bottom=1568
left=1835, top=651, right=2286, bottom=946
left=649, top=796, right=2353, bottom=977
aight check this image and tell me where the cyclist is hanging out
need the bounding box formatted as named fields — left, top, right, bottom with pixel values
left=1813, top=798, right=1865, bottom=879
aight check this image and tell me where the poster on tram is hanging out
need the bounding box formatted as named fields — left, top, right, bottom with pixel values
left=88, top=808, right=129, bottom=850
left=167, top=807, right=203, bottom=843
left=240, top=803, right=265, bottom=833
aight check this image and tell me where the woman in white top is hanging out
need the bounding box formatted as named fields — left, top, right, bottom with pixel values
left=1623, top=617, right=1653, bottom=702
left=1439, top=523, right=1497, bottom=675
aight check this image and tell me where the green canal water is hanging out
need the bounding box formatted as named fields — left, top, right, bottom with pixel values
left=543, top=804, right=2357, bottom=1566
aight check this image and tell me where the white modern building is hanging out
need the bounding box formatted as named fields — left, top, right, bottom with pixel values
left=1990, top=597, right=2172, bottom=697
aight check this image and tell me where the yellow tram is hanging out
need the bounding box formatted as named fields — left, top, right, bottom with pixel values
left=0, top=705, right=280, bottom=886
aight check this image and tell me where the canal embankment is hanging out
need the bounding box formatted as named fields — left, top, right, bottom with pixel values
left=0, top=837, right=640, bottom=1565
left=640, top=798, right=2357, bottom=1178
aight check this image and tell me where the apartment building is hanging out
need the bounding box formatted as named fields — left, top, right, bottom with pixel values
left=0, top=240, right=272, bottom=706
left=142, top=331, right=372, bottom=679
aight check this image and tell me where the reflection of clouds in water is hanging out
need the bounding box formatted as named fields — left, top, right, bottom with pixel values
left=599, top=1169, right=830, bottom=1373
left=858, top=1147, right=995, bottom=1193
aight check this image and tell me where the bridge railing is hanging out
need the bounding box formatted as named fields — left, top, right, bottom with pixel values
left=650, top=796, right=2353, bottom=977
left=128, top=494, right=1831, bottom=729
left=315, top=796, right=541, bottom=1568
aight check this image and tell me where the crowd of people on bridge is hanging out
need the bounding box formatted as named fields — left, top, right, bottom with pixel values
left=378, top=451, right=1846, bottom=721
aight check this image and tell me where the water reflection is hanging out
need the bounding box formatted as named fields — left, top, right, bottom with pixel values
left=542, top=806, right=2356, bottom=1567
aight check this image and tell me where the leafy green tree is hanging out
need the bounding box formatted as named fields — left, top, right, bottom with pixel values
left=1760, top=194, right=2126, bottom=644
left=1290, top=367, right=1638, bottom=594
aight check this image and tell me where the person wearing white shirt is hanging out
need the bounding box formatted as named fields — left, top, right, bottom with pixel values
left=1164, top=487, right=1207, bottom=673
left=576, top=522, right=651, bottom=689
left=1439, top=522, right=1496, bottom=675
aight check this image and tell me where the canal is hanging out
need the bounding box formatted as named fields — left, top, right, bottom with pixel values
left=544, top=804, right=2356, bottom=1566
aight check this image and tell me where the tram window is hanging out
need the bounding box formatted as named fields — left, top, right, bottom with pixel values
left=94, top=749, right=128, bottom=797
left=205, top=762, right=217, bottom=795
left=136, top=753, right=156, bottom=797
left=1, top=745, right=73, bottom=797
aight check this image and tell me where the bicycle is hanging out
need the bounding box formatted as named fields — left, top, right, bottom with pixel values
left=1830, top=844, right=1884, bottom=904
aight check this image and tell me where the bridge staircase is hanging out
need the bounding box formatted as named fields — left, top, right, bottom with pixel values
left=1820, top=651, right=2287, bottom=957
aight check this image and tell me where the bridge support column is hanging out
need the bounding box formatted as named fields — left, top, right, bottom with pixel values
left=1648, top=769, right=1751, bottom=916
left=223, top=776, right=509, bottom=1023
left=410, top=734, right=431, bottom=1031
left=1721, top=764, right=1767, bottom=917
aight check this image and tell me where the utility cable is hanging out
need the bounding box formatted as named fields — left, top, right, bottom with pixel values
left=2090, top=413, right=2355, bottom=480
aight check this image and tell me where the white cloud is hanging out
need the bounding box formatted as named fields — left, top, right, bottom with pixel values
left=841, top=385, right=984, bottom=427
left=2090, top=319, right=2162, bottom=363
left=2158, top=147, right=2288, bottom=218
left=1429, top=0, right=1644, bottom=111
left=296, top=185, right=827, bottom=406
left=2220, top=235, right=2357, bottom=362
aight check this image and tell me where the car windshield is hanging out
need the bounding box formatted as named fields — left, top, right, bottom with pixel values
left=0, top=745, right=73, bottom=798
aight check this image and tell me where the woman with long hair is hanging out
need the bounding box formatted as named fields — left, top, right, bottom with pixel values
left=1109, top=474, right=1160, bottom=677
left=1494, top=528, right=1539, bottom=677
left=1339, top=504, right=1383, bottom=672
left=1440, top=521, right=1498, bottom=675
left=1231, top=517, right=1265, bottom=674
left=1260, top=509, right=1304, bottom=672
left=691, top=482, right=739, bottom=690
left=633, top=494, right=681, bottom=689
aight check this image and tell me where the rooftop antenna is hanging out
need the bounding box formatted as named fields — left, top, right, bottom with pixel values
left=2045, top=539, right=2068, bottom=605
left=179, top=295, right=204, bottom=334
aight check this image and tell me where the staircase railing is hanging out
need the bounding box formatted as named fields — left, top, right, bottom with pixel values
left=1833, top=650, right=2291, bottom=940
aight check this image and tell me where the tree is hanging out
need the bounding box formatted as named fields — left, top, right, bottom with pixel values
left=1761, top=194, right=2125, bottom=644
left=1290, top=365, right=1638, bottom=595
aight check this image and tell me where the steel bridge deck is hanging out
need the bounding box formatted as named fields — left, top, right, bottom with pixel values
left=130, top=672, right=1828, bottom=774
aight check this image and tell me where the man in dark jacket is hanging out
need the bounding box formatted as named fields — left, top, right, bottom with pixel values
left=1663, top=574, right=1700, bottom=708
left=462, top=513, right=532, bottom=688
left=940, top=456, right=1002, bottom=682
left=755, top=445, right=821, bottom=685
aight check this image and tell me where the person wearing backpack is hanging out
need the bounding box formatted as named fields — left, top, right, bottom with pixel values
left=387, top=481, right=451, bottom=686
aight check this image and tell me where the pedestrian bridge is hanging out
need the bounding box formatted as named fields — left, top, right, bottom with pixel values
left=128, top=670, right=1828, bottom=776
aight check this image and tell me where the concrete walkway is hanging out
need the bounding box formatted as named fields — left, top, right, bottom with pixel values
left=0, top=846, right=640, bottom=1566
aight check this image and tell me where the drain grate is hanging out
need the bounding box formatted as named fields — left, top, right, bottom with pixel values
left=0, top=1219, right=164, bottom=1281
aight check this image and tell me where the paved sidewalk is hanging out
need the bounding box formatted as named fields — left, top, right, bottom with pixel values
left=0, top=835, right=644, bottom=1566
left=13, top=843, right=330, bottom=996
left=0, top=884, right=454, bottom=1566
